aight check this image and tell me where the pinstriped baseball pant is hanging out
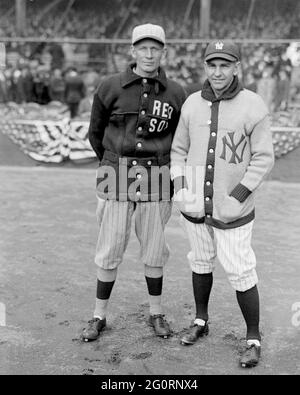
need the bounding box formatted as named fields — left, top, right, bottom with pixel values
left=182, top=217, right=258, bottom=292
left=94, top=198, right=172, bottom=269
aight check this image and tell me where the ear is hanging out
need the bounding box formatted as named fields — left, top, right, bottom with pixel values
left=233, top=61, right=241, bottom=76
left=203, top=62, right=209, bottom=74
left=162, top=46, right=167, bottom=59
left=131, top=45, right=137, bottom=60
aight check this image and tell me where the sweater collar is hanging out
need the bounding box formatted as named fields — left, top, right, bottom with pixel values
left=121, top=63, right=167, bottom=90
left=201, top=75, right=243, bottom=102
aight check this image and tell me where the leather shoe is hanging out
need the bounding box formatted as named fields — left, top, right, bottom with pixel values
left=180, top=322, right=209, bottom=345
left=149, top=314, right=171, bottom=338
left=82, top=317, right=106, bottom=342
left=240, top=344, right=261, bottom=368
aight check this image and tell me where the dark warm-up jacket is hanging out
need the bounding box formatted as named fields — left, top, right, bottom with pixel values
left=89, top=64, right=186, bottom=201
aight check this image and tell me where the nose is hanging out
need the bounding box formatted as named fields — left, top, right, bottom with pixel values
left=214, top=66, right=222, bottom=77
left=145, top=48, right=153, bottom=58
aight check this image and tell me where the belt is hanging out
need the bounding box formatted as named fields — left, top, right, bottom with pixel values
left=103, top=150, right=170, bottom=167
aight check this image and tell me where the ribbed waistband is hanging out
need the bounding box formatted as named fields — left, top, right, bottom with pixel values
left=103, top=150, right=170, bottom=167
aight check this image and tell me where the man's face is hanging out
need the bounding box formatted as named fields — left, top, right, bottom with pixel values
left=131, top=39, right=165, bottom=76
left=204, top=58, right=239, bottom=94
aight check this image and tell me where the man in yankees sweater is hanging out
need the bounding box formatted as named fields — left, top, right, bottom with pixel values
left=171, top=40, right=274, bottom=368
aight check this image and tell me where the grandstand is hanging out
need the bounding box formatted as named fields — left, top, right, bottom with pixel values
left=1, top=0, right=300, bottom=163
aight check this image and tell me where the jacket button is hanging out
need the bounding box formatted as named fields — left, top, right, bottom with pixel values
left=136, top=191, right=141, bottom=196
left=143, top=78, right=148, bottom=83
left=143, top=93, right=148, bottom=98
left=211, top=132, right=216, bottom=137
left=206, top=181, right=211, bottom=186
left=207, top=214, right=211, bottom=218
left=141, top=110, right=146, bottom=115
left=205, top=197, right=210, bottom=201
left=136, top=173, right=142, bottom=179
left=209, top=149, right=214, bottom=153
left=147, top=160, right=152, bottom=165
left=138, top=127, right=142, bottom=131
left=132, top=160, right=137, bottom=166
left=137, top=142, right=142, bottom=148
left=208, top=165, right=213, bottom=170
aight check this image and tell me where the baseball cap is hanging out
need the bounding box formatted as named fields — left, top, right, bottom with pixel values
left=132, top=23, right=166, bottom=46
left=204, top=40, right=240, bottom=62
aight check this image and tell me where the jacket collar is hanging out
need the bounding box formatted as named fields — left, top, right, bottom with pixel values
left=121, top=63, right=167, bottom=90
left=201, top=75, right=243, bottom=102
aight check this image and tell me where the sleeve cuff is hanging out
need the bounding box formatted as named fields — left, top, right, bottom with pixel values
left=173, top=176, right=188, bottom=194
left=230, top=183, right=252, bottom=203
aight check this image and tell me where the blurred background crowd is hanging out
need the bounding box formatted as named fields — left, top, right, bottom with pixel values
left=1, top=0, right=300, bottom=115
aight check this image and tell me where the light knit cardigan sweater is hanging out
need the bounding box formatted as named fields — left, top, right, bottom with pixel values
left=170, top=77, right=275, bottom=229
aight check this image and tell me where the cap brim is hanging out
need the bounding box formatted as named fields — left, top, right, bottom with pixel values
left=132, top=35, right=165, bottom=45
left=205, top=53, right=238, bottom=62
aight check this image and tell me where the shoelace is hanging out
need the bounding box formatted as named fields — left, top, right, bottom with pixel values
left=88, top=318, right=100, bottom=324
left=152, top=315, right=166, bottom=327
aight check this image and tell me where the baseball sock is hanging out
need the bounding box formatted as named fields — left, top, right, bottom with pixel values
left=236, top=285, right=261, bottom=342
left=145, top=266, right=163, bottom=316
left=94, top=268, right=117, bottom=319
left=192, top=272, right=213, bottom=323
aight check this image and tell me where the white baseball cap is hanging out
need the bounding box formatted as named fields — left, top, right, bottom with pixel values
left=132, top=23, right=166, bottom=46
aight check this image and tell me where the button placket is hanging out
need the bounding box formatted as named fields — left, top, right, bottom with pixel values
left=204, top=101, right=219, bottom=218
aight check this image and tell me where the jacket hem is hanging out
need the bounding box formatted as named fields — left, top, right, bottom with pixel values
left=181, top=210, right=255, bottom=229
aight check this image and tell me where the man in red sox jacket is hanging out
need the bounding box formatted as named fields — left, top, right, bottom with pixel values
left=82, top=24, right=186, bottom=341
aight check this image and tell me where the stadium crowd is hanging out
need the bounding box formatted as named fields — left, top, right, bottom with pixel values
left=0, top=0, right=300, bottom=111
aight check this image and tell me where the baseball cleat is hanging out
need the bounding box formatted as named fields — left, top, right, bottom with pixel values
left=180, top=322, right=209, bottom=345
left=82, top=317, right=106, bottom=342
left=240, top=344, right=261, bottom=368
left=149, top=314, right=171, bottom=338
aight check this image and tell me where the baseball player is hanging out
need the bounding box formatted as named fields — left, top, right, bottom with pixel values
left=170, top=40, right=274, bottom=368
left=82, top=24, right=186, bottom=341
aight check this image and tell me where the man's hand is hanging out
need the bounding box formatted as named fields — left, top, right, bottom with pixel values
left=173, top=188, right=202, bottom=217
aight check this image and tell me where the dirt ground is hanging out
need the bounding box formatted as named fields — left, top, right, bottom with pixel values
left=0, top=131, right=300, bottom=375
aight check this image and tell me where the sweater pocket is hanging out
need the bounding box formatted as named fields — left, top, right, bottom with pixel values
left=218, top=194, right=253, bottom=224
left=176, top=165, right=205, bottom=218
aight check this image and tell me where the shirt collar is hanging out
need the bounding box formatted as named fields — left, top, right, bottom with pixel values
left=121, top=63, right=167, bottom=90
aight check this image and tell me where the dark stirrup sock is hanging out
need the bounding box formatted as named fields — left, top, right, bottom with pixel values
left=192, top=272, right=213, bottom=321
left=96, top=279, right=115, bottom=300
left=145, top=276, right=163, bottom=296
left=236, top=285, right=261, bottom=341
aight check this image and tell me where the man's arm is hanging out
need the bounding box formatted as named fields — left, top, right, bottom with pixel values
left=230, top=114, right=275, bottom=202
left=88, top=93, right=109, bottom=161
left=170, top=108, right=190, bottom=193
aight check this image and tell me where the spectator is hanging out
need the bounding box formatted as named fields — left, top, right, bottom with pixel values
left=32, top=66, right=51, bottom=105
left=64, top=67, right=86, bottom=118
left=274, top=70, right=290, bottom=111
left=20, top=65, right=34, bottom=102
left=11, top=67, right=25, bottom=104
left=77, top=83, right=95, bottom=117
left=49, top=68, right=66, bottom=102
left=0, top=69, right=7, bottom=103
left=48, top=43, right=65, bottom=70
left=256, top=64, right=276, bottom=111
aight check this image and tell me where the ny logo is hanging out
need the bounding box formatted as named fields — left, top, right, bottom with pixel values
left=220, top=132, right=247, bottom=164
left=215, top=41, right=224, bottom=50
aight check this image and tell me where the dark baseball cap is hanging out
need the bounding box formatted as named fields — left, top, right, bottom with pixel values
left=204, top=40, right=241, bottom=62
